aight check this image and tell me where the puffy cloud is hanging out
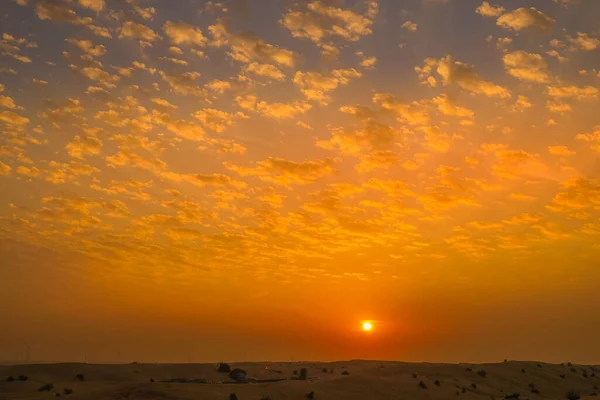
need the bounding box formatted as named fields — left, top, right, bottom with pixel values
left=78, top=0, right=105, bottom=12
left=36, top=0, right=111, bottom=38
left=242, top=62, right=285, bottom=81
left=576, top=127, right=600, bottom=152
left=280, top=0, right=377, bottom=43
left=255, top=100, right=312, bottom=119
left=205, top=79, right=231, bottom=94
left=66, top=38, right=106, bottom=57
left=475, top=1, right=505, bottom=17
left=16, top=165, right=40, bottom=177
left=496, top=7, right=555, bottom=31
left=192, top=108, right=247, bottom=132
left=355, top=51, right=377, bottom=69
left=547, top=177, right=600, bottom=213
left=317, top=120, right=398, bottom=156
left=227, top=157, right=337, bottom=186
left=372, top=93, right=430, bottom=125
left=151, top=111, right=205, bottom=141
left=546, top=101, right=572, bottom=113
left=209, top=20, right=296, bottom=67
left=159, top=71, right=206, bottom=97
left=0, top=110, right=29, bottom=125
left=163, top=21, right=207, bottom=46
left=567, top=32, right=600, bottom=51
left=401, top=21, right=418, bottom=31
left=293, top=68, right=362, bottom=104
left=0, top=94, right=19, bottom=110
left=548, top=145, right=575, bottom=156
left=511, top=95, right=533, bottom=112
left=503, top=51, right=549, bottom=82
left=417, top=56, right=511, bottom=98
left=547, top=85, right=598, bottom=100
left=119, top=21, right=160, bottom=42
left=0, top=161, right=12, bottom=175
left=432, top=94, right=474, bottom=118
left=71, top=66, right=120, bottom=88
left=66, top=134, right=103, bottom=158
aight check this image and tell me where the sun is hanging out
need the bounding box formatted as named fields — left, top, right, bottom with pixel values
left=362, top=321, right=373, bottom=331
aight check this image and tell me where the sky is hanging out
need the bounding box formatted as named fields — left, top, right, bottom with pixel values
left=1, top=0, right=600, bottom=364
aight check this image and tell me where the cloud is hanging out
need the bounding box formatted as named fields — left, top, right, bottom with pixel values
left=254, top=100, right=312, bottom=119
left=66, top=134, right=103, bottom=158
left=547, top=85, right=598, bottom=100
left=242, top=62, right=285, bottom=81
left=432, top=94, right=474, bottom=117
left=511, top=95, right=533, bottom=112
left=227, top=157, right=337, bottom=186
left=293, top=68, right=361, bottom=104
left=548, top=145, right=575, bottom=156
left=66, top=38, right=106, bottom=57
left=401, top=21, right=418, bottom=31
left=119, top=20, right=160, bottom=42
left=372, top=93, right=430, bottom=125
left=280, top=0, right=377, bottom=43
left=0, top=110, right=30, bottom=125
left=475, top=1, right=505, bottom=17
left=0, top=161, right=12, bottom=175
left=36, top=0, right=111, bottom=38
left=209, top=20, right=296, bottom=67
left=16, top=165, right=40, bottom=177
left=496, top=7, right=555, bottom=31
left=78, top=0, right=105, bottom=12
left=576, top=127, right=600, bottom=152
left=547, top=177, right=600, bottom=213
left=71, top=66, right=120, bottom=88
left=546, top=101, right=572, bottom=113
left=417, top=56, right=511, bottom=98
left=318, top=120, right=398, bottom=156
left=355, top=51, right=377, bottom=69
left=567, top=32, right=600, bottom=51
left=159, top=71, right=206, bottom=97
left=163, top=21, right=208, bottom=47
left=192, top=108, right=247, bottom=132
left=503, top=51, right=549, bottom=82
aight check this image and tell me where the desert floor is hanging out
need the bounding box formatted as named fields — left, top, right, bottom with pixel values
left=1, top=360, right=599, bottom=400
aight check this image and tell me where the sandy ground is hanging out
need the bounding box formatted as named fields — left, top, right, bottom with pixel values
left=1, top=360, right=599, bottom=400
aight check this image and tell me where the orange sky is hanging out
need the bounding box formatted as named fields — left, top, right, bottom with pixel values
left=1, top=0, right=600, bottom=364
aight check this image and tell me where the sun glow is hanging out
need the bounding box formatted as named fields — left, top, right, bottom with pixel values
left=362, top=321, right=373, bottom=331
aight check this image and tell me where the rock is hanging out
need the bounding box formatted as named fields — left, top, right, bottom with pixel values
left=435, top=380, right=441, bottom=386
left=478, top=370, right=488, bottom=378
left=75, top=374, right=85, bottom=381
left=306, top=391, right=315, bottom=399
left=229, top=368, right=247, bottom=382
left=299, top=368, right=308, bottom=380
left=6, top=376, right=15, bottom=382
left=18, top=375, right=28, bottom=381
left=63, top=388, right=73, bottom=395
left=504, top=393, right=520, bottom=399
left=218, top=363, right=232, bottom=373
left=341, top=370, right=349, bottom=376
left=418, top=381, right=427, bottom=389
left=150, top=378, right=154, bottom=383
left=38, top=383, right=54, bottom=392
left=229, top=393, right=238, bottom=400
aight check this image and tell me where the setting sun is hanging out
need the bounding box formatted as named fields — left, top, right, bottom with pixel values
left=362, top=322, right=373, bottom=331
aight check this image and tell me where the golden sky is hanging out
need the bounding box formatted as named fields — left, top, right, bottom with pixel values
left=1, top=0, right=600, bottom=364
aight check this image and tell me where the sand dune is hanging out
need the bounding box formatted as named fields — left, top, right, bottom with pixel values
left=1, top=361, right=599, bottom=399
